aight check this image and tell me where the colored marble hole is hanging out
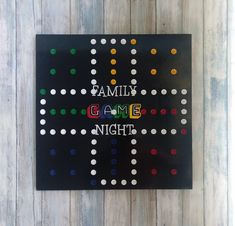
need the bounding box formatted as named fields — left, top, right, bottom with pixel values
left=130, top=39, right=137, bottom=45
left=50, top=68, right=56, bottom=76
left=69, top=148, right=77, bottom=156
left=40, top=88, right=46, bottom=95
left=170, top=148, right=177, bottom=155
left=150, top=148, right=158, bottom=155
left=110, top=79, right=116, bottom=85
left=110, top=69, right=117, bottom=75
left=70, top=48, right=77, bottom=55
left=170, top=169, right=177, bottom=175
left=70, top=108, right=77, bottom=115
left=150, top=68, right=157, bottom=76
left=50, top=48, right=56, bottom=55
left=50, top=108, right=56, bottom=116
left=170, top=68, right=177, bottom=75
left=151, top=168, right=158, bottom=176
left=110, top=48, right=117, bottom=55
left=150, top=48, right=157, bottom=55
left=110, top=59, right=117, bottom=65
left=70, top=68, right=77, bottom=76
left=80, top=108, right=87, bottom=115
left=171, top=48, right=177, bottom=55
left=60, top=108, right=66, bottom=115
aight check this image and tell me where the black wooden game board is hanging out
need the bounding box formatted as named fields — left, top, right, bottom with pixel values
left=36, top=34, right=192, bottom=190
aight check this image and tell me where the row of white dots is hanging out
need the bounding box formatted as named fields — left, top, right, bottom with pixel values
left=91, top=38, right=129, bottom=45
left=100, top=179, right=137, bottom=186
left=140, top=89, right=188, bottom=96
left=49, top=89, right=87, bottom=96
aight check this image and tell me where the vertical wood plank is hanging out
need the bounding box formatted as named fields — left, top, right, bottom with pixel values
left=182, top=0, right=204, bottom=226
left=70, top=1, right=104, bottom=226
left=204, top=0, right=228, bottom=226
left=0, top=0, right=16, bottom=226
left=156, top=0, right=183, bottom=225
left=16, top=0, right=42, bottom=225
left=41, top=1, right=71, bottom=226
left=228, top=0, right=235, bottom=225
left=104, top=1, right=131, bottom=226
left=130, top=1, right=157, bottom=226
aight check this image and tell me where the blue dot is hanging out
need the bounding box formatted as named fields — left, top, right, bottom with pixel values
left=111, top=169, right=117, bottom=176
left=111, top=159, right=117, bottom=165
left=49, top=148, right=56, bottom=156
left=111, top=148, right=117, bottom=155
left=69, top=169, right=77, bottom=176
left=111, top=138, right=117, bottom=145
left=69, top=148, right=77, bottom=156
left=49, top=169, right=56, bottom=176
left=90, top=179, right=97, bottom=186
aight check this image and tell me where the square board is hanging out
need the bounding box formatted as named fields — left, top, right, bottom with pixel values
left=36, top=34, right=192, bottom=190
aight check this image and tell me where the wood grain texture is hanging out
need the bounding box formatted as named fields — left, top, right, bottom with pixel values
left=70, top=1, right=104, bottom=226
left=204, top=0, right=228, bottom=226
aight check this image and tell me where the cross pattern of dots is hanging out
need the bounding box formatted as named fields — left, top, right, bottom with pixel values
left=36, top=35, right=192, bottom=190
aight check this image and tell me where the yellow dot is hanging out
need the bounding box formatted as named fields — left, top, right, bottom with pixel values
left=171, top=48, right=177, bottom=55
left=150, top=48, right=157, bottom=55
left=111, top=69, right=117, bottom=75
left=110, top=48, right=117, bottom=54
left=170, top=69, right=178, bottom=75
left=111, top=79, right=116, bottom=85
left=110, top=59, right=117, bottom=65
left=151, top=69, right=157, bottom=76
left=130, top=39, right=137, bottom=45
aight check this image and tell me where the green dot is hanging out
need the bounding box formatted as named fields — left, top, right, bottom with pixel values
left=50, top=108, right=56, bottom=116
left=50, top=68, right=56, bottom=75
left=70, top=48, right=77, bottom=55
left=50, top=48, right=57, bottom=55
left=70, top=108, right=77, bottom=115
left=40, top=88, right=46, bottom=95
left=60, top=108, right=66, bottom=115
left=70, top=68, right=77, bottom=76
left=80, top=109, right=86, bottom=115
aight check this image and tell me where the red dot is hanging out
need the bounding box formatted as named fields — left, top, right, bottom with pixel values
left=150, top=148, right=158, bottom=155
left=171, top=108, right=177, bottom=115
left=160, top=109, right=167, bottom=115
left=170, top=168, right=177, bottom=175
left=151, top=109, right=157, bottom=115
left=181, top=128, right=187, bottom=135
left=151, top=168, right=158, bottom=176
left=141, top=108, right=147, bottom=115
left=170, top=148, right=177, bottom=155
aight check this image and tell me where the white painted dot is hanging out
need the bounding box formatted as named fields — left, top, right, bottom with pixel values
left=131, top=49, right=137, bottom=55
left=91, top=69, right=97, bottom=75
left=40, top=129, right=46, bottom=135
left=40, top=99, right=46, bottom=105
left=121, top=180, right=127, bottom=186
left=70, top=129, right=76, bottom=135
left=131, top=149, right=137, bottom=155
left=91, top=89, right=97, bottom=95
left=131, top=139, right=137, bottom=145
left=131, top=79, right=137, bottom=85
left=171, top=129, right=177, bottom=135
left=91, top=170, right=96, bottom=176
left=60, top=89, right=66, bottom=95
left=161, top=129, right=167, bottom=135
left=91, top=129, right=97, bottom=135
left=70, top=89, right=76, bottom=95
left=110, top=38, right=116, bottom=44
left=131, top=69, right=137, bottom=75
left=131, top=169, right=137, bottom=175
left=81, top=89, right=87, bottom=95
left=131, top=129, right=137, bottom=135
left=181, top=99, right=187, bottom=105
left=181, top=89, right=187, bottom=95
left=60, top=129, right=66, bottom=135
left=181, top=119, right=187, bottom=125
left=121, top=38, right=127, bottom=45
left=91, top=159, right=97, bottom=165
left=101, top=38, right=106, bottom=44
left=111, top=179, right=117, bottom=185
left=50, top=129, right=56, bottom=135
left=111, top=109, right=117, bottom=115
left=50, top=89, right=56, bottom=95
left=141, top=129, right=147, bottom=135
left=91, top=79, right=97, bottom=85
left=171, top=89, right=177, bottom=95
left=90, top=48, right=96, bottom=54
left=91, top=139, right=97, bottom=145
left=40, top=109, right=46, bottom=115
left=91, top=59, right=97, bottom=65
left=131, top=59, right=137, bottom=65
left=141, top=89, right=147, bottom=95
left=131, top=159, right=137, bottom=165
left=131, top=90, right=137, bottom=96
left=90, top=39, right=96, bottom=45
left=181, top=109, right=187, bottom=115
left=81, top=129, right=87, bottom=135
left=131, top=179, right=137, bottom=185
left=101, top=179, right=107, bottom=185
left=151, top=129, right=157, bottom=134
left=91, top=149, right=97, bottom=155
left=161, top=89, right=167, bottom=95
left=40, top=119, right=46, bottom=125
left=151, top=89, right=157, bottom=95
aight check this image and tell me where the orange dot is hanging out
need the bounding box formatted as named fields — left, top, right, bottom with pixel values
left=110, top=59, right=117, bottom=65
left=171, top=48, right=177, bottom=55
left=130, top=39, right=137, bottom=45
left=151, top=69, right=157, bottom=75
left=110, top=48, right=117, bottom=54
left=111, top=69, right=117, bottom=75
left=110, top=79, right=116, bottom=85
left=150, top=48, right=157, bottom=55
left=170, top=69, right=177, bottom=75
